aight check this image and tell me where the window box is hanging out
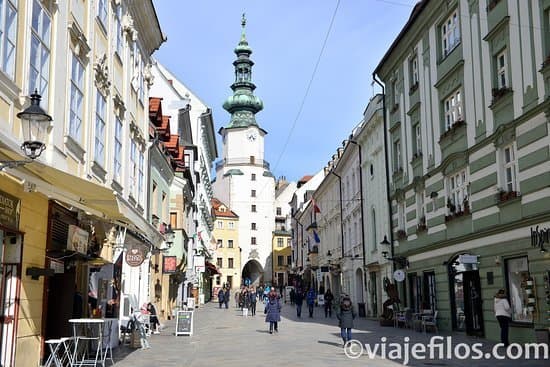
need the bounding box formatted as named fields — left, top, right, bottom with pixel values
left=411, top=152, right=423, bottom=163
left=486, top=0, right=501, bottom=12
left=390, top=103, right=400, bottom=114
left=445, top=198, right=470, bottom=222
left=396, top=229, right=407, bottom=240
left=490, top=87, right=512, bottom=106
left=409, top=82, right=419, bottom=95
left=416, top=216, right=427, bottom=233
left=440, top=119, right=465, bottom=140
left=497, top=190, right=521, bottom=203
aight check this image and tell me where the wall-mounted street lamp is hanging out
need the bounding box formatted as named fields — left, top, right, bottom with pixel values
left=163, top=224, right=175, bottom=250
left=1, top=92, right=52, bottom=169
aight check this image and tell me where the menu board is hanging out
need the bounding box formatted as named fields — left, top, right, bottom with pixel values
left=175, top=310, right=193, bottom=336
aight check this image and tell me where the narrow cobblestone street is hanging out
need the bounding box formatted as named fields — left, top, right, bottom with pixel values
left=111, top=302, right=548, bottom=367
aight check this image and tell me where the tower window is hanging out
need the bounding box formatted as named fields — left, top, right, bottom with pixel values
left=251, top=190, right=256, bottom=197
left=251, top=173, right=256, bottom=181
left=251, top=205, right=256, bottom=212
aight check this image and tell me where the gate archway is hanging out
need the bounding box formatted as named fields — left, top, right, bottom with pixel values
left=242, top=259, right=264, bottom=286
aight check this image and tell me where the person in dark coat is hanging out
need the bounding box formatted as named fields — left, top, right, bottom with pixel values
left=264, top=292, right=281, bottom=334
left=224, top=288, right=230, bottom=309
left=306, top=288, right=316, bottom=318
left=289, top=288, right=295, bottom=305
left=294, top=288, right=304, bottom=317
left=218, top=288, right=225, bottom=308
left=248, top=287, right=257, bottom=316
left=324, top=289, right=334, bottom=318
left=337, top=296, right=356, bottom=345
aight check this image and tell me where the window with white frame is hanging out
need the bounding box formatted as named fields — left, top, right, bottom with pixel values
left=114, top=117, right=122, bottom=181
left=217, top=221, right=223, bottom=229
left=392, top=78, right=399, bottom=107
left=441, top=10, right=460, bottom=57
left=0, top=0, right=17, bottom=79
left=251, top=237, right=257, bottom=245
left=29, top=0, right=51, bottom=102
left=501, top=144, right=518, bottom=193
left=414, top=124, right=422, bottom=155
left=447, top=169, right=468, bottom=213
left=228, top=222, right=234, bottom=229
left=398, top=202, right=406, bottom=231
left=505, top=256, right=533, bottom=323
left=251, top=189, right=256, bottom=197
left=393, top=139, right=402, bottom=172
left=277, top=238, right=284, bottom=248
left=129, top=139, right=137, bottom=195
left=97, top=0, right=108, bottom=28
left=410, top=55, right=419, bottom=86
left=496, top=49, right=508, bottom=89
left=94, top=91, right=106, bottom=165
left=228, top=239, right=233, bottom=248
left=444, top=89, right=463, bottom=131
left=114, top=3, right=123, bottom=56
left=69, top=54, right=84, bottom=142
left=138, top=150, right=144, bottom=203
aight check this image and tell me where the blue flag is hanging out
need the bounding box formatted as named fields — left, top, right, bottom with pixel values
left=313, top=230, right=320, bottom=243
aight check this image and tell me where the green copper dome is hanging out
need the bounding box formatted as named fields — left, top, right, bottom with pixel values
left=223, top=14, right=264, bottom=129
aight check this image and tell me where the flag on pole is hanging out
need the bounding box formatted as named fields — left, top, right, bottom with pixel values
left=312, top=198, right=321, bottom=213
left=313, top=230, right=320, bottom=243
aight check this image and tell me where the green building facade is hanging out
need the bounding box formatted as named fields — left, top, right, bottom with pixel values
left=374, top=0, right=550, bottom=343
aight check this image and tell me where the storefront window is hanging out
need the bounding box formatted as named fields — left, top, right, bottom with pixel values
left=505, top=256, right=533, bottom=323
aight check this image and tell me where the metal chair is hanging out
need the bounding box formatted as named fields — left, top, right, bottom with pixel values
left=422, top=310, right=439, bottom=333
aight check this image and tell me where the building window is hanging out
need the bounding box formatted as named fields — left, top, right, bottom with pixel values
left=94, top=91, right=106, bottom=165
left=251, top=205, right=256, bottom=213
left=138, top=151, right=144, bottom=204
left=410, top=55, right=419, bottom=88
left=217, top=221, right=223, bottom=229
left=251, top=189, right=256, bottom=197
left=29, top=0, right=51, bottom=103
left=69, top=54, right=84, bottom=142
left=227, top=276, right=233, bottom=288
left=501, top=144, right=518, bottom=193
left=217, top=257, right=223, bottom=268
left=276, top=207, right=282, bottom=216
left=170, top=212, right=177, bottom=228
left=447, top=169, right=468, bottom=214
left=129, top=139, right=137, bottom=195
left=217, top=239, right=223, bottom=248
left=277, top=256, right=284, bottom=266
left=287, top=238, right=291, bottom=247
left=496, top=49, right=508, bottom=89
left=277, top=238, right=284, bottom=248
left=0, top=0, right=17, bottom=79
left=414, top=124, right=422, bottom=156
left=391, top=78, right=398, bottom=108
left=441, top=10, right=460, bottom=57
left=97, top=0, right=108, bottom=28
left=287, top=255, right=292, bottom=265
left=505, top=257, right=533, bottom=323
left=114, top=117, right=123, bottom=181
left=398, top=202, right=406, bottom=231
left=444, top=89, right=463, bottom=131
left=216, top=276, right=221, bottom=286
left=393, top=139, right=402, bottom=172
left=114, top=3, right=123, bottom=56
left=251, top=173, right=256, bottom=181
left=228, top=239, right=234, bottom=248
left=161, top=192, right=167, bottom=221
left=228, top=258, right=234, bottom=269
left=416, top=191, right=426, bottom=229
left=251, top=223, right=256, bottom=230
left=228, top=222, right=234, bottom=229
left=371, top=208, right=377, bottom=251
left=251, top=237, right=256, bottom=245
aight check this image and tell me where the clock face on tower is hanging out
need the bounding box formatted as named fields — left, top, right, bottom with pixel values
left=246, top=131, right=257, bottom=142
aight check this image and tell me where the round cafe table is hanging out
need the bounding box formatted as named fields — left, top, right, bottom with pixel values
left=68, top=318, right=105, bottom=366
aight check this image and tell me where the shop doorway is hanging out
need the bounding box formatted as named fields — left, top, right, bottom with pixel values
left=448, top=254, right=484, bottom=336
left=369, top=272, right=378, bottom=317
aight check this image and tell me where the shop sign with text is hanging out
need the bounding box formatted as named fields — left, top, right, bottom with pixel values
left=126, top=245, right=145, bottom=267
left=0, top=190, right=21, bottom=229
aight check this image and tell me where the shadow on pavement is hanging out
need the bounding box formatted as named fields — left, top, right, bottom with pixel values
left=317, top=340, right=341, bottom=347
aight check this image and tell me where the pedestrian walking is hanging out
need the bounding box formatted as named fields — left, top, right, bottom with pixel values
left=218, top=288, right=225, bottom=309
left=264, top=291, right=281, bottom=334
left=289, top=288, right=295, bottom=305
left=324, top=289, right=334, bottom=318
left=337, top=296, right=356, bottom=346
left=224, top=288, right=230, bottom=309
left=494, top=289, right=512, bottom=347
left=294, top=288, right=304, bottom=318
left=249, top=287, right=257, bottom=316
left=306, top=288, right=316, bottom=318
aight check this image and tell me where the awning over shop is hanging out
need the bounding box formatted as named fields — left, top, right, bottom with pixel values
left=0, top=145, right=163, bottom=248
left=205, top=261, right=221, bottom=275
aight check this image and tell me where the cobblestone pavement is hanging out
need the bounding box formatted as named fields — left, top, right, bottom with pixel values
left=112, top=302, right=549, bottom=367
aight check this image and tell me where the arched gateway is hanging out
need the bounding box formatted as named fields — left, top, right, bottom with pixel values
left=242, top=259, right=264, bottom=286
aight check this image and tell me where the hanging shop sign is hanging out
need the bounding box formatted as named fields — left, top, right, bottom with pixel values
left=393, top=269, right=406, bottom=282
left=67, top=224, right=89, bottom=254
left=530, top=226, right=550, bottom=251
left=163, top=256, right=177, bottom=273
left=193, top=255, right=205, bottom=272
left=458, top=254, right=478, bottom=264
left=0, top=189, right=21, bottom=229
left=125, top=245, right=145, bottom=267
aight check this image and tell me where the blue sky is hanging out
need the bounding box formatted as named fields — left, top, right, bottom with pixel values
left=152, top=0, right=417, bottom=182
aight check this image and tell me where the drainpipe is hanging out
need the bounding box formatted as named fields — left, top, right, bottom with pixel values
left=329, top=171, right=344, bottom=259
left=372, top=73, right=395, bottom=274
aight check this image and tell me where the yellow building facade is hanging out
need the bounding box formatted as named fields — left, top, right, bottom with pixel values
left=272, top=231, right=292, bottom=287
left=211, top=199, right=240, bottom=294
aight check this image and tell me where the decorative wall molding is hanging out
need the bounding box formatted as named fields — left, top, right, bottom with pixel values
left=68, top=20, right=91, bottom=61
left=94, top=54, right=111, bottom=97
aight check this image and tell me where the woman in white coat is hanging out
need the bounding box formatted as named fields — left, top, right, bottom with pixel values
left=494, top=289, right=512, bottom=347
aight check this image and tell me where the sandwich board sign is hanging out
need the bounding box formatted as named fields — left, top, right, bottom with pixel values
left=175, top=310, right=193, bottom=336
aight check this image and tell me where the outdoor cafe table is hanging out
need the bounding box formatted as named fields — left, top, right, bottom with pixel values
left=68, top=318, right=105, bottom=366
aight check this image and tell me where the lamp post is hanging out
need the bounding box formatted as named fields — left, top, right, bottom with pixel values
left=1, top=91, right=52, bottom=169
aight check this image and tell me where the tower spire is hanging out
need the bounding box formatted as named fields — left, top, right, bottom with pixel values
left=222, top=15, right=264, bottom=129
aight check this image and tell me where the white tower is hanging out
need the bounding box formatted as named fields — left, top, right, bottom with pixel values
left=212, top=15, right=275, bottom=285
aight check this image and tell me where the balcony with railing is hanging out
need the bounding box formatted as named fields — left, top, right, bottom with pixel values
left=215, top=157, right=270, bottom=171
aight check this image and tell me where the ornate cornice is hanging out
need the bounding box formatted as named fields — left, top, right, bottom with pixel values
left=68, top=20, right=90, bottom=61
